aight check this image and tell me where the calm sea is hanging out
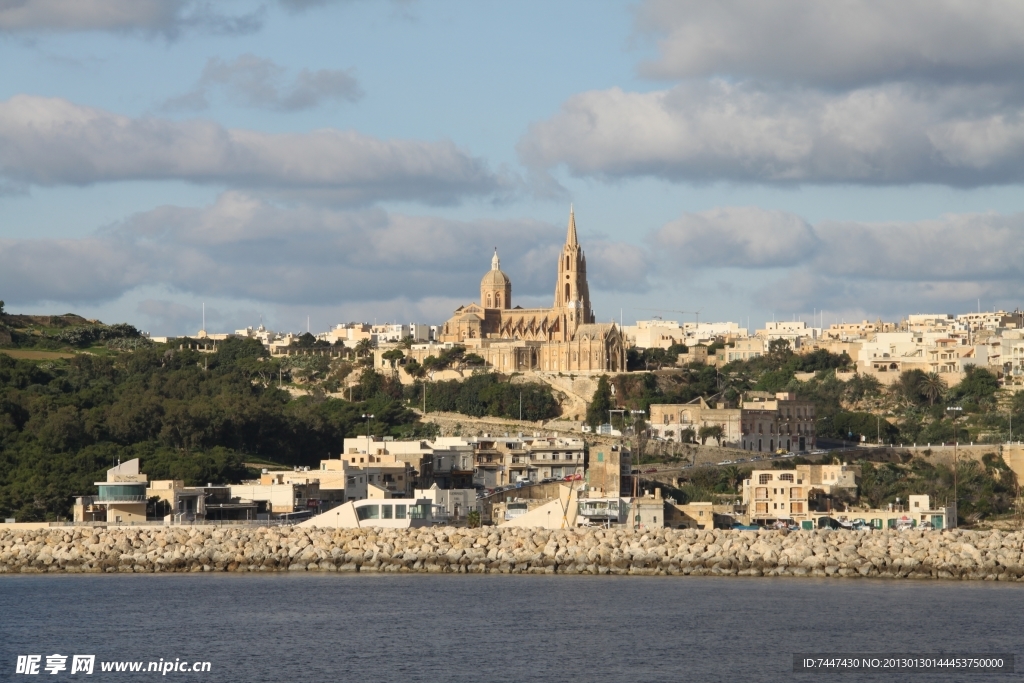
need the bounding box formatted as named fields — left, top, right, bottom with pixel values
left=1, top=574, right=1022, bottom=682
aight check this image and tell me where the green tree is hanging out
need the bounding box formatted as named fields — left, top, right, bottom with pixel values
left=586, top=375, right=614, bottom=428
left=354, top=338, right=375, bottom=360
left=381, top=348, right=405, bottom=370
left=722, top=465, right=742, bottom=491
left=698, top=424, right=724, bottom=445
left=920, top=372, right=947, bottom=406
left=403, top=360, right=425, bottom=379
left=952, top=366, right=999, bottom=406
left=767, top=338, right=793, bottom=369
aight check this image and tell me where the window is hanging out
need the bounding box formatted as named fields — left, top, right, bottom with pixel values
left=755, top=487, right=768, bottom=499
left=756, top=503, right=767, bottom=514
left=382, top=505, right=393, bottom=519
left=759, top=474, right=772, bottom=484
left=791, top=502, right=804, bottom=513
left=356, top=505, right=380, bottom=520
left=791, top=488, right=803, bottom=498
left=778, top=473, right=794, bottom=482
left=395, top=505, right=407, bottom=519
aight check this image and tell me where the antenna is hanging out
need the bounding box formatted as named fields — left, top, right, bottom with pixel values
left=202, top=303, right=205, bottom=331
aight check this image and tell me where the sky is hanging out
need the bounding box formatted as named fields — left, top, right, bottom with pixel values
left=3, top=0, right=1024, bottom=336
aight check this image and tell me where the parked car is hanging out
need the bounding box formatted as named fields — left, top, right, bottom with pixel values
left=644, top=467, right=658, bottom=474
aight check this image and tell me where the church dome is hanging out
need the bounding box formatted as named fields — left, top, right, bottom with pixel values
left=481, top=268, right=511, bottom=288
left=481, top=249, right=511, bottom=288
left=480, top=248, right=512, bottom=309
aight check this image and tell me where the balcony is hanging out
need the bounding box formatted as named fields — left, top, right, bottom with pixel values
left=95, top=494, right=147, bottom=503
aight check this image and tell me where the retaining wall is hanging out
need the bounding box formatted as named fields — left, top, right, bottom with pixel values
left=3, top=526, right=1024, bottom=580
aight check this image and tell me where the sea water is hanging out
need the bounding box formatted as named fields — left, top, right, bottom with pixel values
left=1, top=574, right=1022, bottom=682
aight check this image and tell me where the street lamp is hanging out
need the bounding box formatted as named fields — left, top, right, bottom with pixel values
left=947, top=405, right=963, bottom=525
left=361, top=413, right=375, bottom=449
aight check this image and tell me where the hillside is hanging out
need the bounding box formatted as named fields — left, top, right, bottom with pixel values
left=0, top=326, right=429, bottom=521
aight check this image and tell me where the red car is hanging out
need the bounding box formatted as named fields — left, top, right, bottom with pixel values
left=644, top=467, right=658, bottom=474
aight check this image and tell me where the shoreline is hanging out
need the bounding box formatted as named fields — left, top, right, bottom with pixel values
left=3, top=526, right=1023, bottom=581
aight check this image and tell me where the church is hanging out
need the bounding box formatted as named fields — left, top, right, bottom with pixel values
left=434, top=208, right=626, bottom=374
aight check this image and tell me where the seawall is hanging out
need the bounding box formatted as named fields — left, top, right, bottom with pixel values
left=3, top=526, right=1024, bottom=580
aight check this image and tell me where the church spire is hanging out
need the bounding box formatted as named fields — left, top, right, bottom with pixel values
left=566, top=204, right=578, bottom=247
left=491, top=247, right=500, bottom=270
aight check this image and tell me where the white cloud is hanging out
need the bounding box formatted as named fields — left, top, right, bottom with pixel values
left=165, top=54, right=363, bottom=112
left=0, top=95, right=509, bottom=204
left=635, top=0, right=1024, bottom=88
left=646, top=205, right=1024, bottom=316
left=651, top=207, right=818, bottom=268
left=519, top=81, right=1024, bottom=187
left=0, top=0, right=263, bottom=36
left=0, top=194, right=647, bottom=309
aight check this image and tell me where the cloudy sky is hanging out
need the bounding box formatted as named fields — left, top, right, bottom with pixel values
left=4, top=0, right=1024, bottom=335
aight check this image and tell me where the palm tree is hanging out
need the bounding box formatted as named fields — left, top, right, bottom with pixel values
left=354, top=338, right=374, bottom=362
left=921, top=372, right=947, bottom=406
left=722, top=465, right=742, bottom=492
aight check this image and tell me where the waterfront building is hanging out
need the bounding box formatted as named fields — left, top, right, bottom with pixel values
left=73, top=459, right=148, bottom=524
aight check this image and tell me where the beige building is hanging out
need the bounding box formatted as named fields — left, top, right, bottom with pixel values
left=742, top=464, right=858, bottom=524
left=146, top=480, right=207, bottom=522
left=586, top=444, right=632, bottom=497
left=427, top=208, right=626, bottom=374
left=230, top=479, right=320, bottom=515
left=73, top=458, right=149, bottom=524
left=623, top=320, right=686, bottom=350
left=665, top=501, right=719, bottom=530
left=741, top=392, right=816, bottom=453
left=649, top=396, right=741, bottom=446
left=712, top=338, right=765, bottom=365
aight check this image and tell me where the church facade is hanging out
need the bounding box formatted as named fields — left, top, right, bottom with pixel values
left=432, top=209, right=626, bottom=374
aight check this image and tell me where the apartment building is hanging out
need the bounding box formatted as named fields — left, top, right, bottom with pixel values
left=741, top=464, right=857, bottom=525
left=649, top=395, right=741, bottom=446
left=713, top=338, right=765, bottom=364
left=741, top=392, right=816, bottom=453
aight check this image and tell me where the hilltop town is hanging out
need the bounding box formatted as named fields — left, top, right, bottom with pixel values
left=1, top=210, right=1023, bottom=534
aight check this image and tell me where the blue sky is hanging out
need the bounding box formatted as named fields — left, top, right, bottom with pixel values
left=3, top=0, right=1024, bottom=335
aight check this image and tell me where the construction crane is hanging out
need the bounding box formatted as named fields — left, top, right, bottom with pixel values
left=636, top=307, right=703, bottom=326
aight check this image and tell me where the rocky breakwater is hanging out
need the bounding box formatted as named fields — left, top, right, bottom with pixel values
left=3, top=526, right=1024, bottom=580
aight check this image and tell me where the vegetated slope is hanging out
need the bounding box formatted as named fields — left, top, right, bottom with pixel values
left=0, top=337, right=426, bottom=522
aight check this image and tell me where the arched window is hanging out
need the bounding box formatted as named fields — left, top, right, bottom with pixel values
left=495, top=293, right=501, bottom=307
left=564, top=283, right=570, bottom=301
left=487, top=293, right=492, bottom=307
left=566, top=255, right=570, bottom=270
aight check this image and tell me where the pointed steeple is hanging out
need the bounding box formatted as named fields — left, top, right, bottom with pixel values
left=491, top=247, right=500, bottom=270
left=566, top=204, right=578, bottom=247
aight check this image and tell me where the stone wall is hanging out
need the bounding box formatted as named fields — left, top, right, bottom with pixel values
left=3, top=526, right=1024, bottom=580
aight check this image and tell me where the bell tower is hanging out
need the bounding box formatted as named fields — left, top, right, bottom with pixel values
left=553, top=206, right=594, bottom=330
